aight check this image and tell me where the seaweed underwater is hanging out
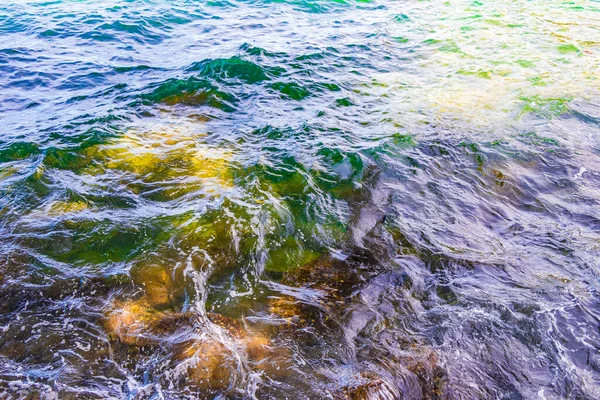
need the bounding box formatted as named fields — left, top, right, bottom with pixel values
left=1, top=0, right=600, bottom=399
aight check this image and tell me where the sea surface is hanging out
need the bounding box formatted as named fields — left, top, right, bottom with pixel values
left=1, top=0, right=600, bottom=399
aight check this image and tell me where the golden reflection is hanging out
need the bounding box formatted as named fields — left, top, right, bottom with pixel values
left=379, top=0, right=600, bottom=128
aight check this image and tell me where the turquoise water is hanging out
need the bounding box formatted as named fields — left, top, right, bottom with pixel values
left=1, top=0, right=600, bottom=398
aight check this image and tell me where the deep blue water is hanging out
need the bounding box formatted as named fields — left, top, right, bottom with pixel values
left=1, top=0, right=600, bottom=399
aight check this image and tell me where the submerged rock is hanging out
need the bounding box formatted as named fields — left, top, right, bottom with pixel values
left=104, top=297, right=292, bottom=390
left=268, top=295, right=304, bottom=323
left=176, top=339, right=238, bottom=392
left=337, top=376, right=397, bottom=400
left=105, top=300, right=177, bottom=346
left=130, top=261, right=185, bottom=310
left=279, top=255, right=367, bottom=309
left=177, top=313, right=293, bottom=384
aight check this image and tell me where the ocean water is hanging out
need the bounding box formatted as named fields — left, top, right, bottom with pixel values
left=0, top=0, right=600, bottom=398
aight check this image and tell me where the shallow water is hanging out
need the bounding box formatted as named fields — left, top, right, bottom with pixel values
left=1, top=0, right=600, bottom=398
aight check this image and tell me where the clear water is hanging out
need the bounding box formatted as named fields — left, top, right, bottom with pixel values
left=1, top=0, right=600, bottom=398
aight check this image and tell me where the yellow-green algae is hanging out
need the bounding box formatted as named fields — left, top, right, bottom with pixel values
left=82, top=124, right=234, bottom=200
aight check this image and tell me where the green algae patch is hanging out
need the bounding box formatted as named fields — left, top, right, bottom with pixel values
left=519, top=95, right=573, bottom=118
left=0, top=142, right=40, bottom=163
left=459, top=141, right=486, bottom=169
left=457, top=69, right=493, bottom=79
left=335, top=97, right=354, bottom=107
left=166, top=205, right=259, bottom=268
left=317, top=147, right=365, bottom=183
left=264, top=237, right=322, bottom=273
left=517, top=131, right=560, bottom=148
left=187, top=57, right=281, bottom=84
left=141, top=77, right=238, bottom=111
left=391, top=133, right=417, bottom=148
left=557, top=44, right=580, bottom=54
left=424, top=39, right=463, bottom=54
left=25, top=218, right=162, bottom=266
left=528, top=76, right=547, bottom=86
left=515, top=60, right=536, bottom=68
left=270, top=82, right=311, bottom=100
